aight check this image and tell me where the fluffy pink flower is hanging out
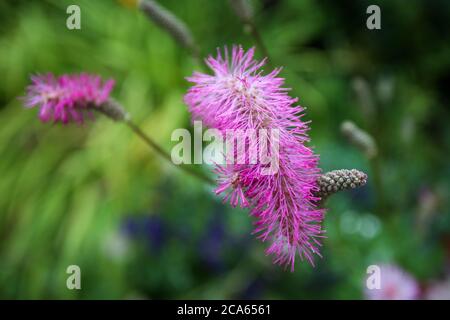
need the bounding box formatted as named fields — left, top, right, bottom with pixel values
left=365, top=264, right=420, bottom=300
left=25, top=73, right=115, bottom=124
left=184, top=46, right=324, bottom=270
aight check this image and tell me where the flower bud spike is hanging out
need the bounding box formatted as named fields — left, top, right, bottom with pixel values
left=138, top=0, right=198, bottom=57
left=315, top=169, right=368, bottom=201
left=341, top=120, right=378, bottom=159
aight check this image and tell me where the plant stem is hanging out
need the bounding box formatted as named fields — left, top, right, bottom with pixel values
left=370, top=155, right=385, bottom=215
left=246, top=21, right=273, bottom=68
left=124, top=118, right=215, bottom=185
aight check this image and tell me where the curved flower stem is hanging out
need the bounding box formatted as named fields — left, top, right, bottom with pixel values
left=124, top=116, right=368, bottom=201
left=124, top=118, right=215, bottom=186
left=191, top=47, right=205, bottom=70
left=246, top=21, right=273, bottom=68
left=370, top=153, right=385, bottom=215
left=228, top=0, right=274, bottom=67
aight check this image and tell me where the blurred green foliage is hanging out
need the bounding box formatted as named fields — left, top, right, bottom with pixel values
left=0, top=0, right=449, bottom=299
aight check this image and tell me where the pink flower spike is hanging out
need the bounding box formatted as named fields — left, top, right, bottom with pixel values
left=184, top=45, right=325, bottom=270
left=24, top=73, right=115, bottom=124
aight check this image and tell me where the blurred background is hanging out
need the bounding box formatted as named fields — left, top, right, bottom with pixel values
left=0, top=0, right=449, bottom=299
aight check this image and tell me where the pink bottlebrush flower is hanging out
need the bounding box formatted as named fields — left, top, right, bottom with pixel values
left=365, top=264, right=420, bottom=300
left=24, top=73, right=115, bottom=124
left=184, top=46, right=324, bottom=270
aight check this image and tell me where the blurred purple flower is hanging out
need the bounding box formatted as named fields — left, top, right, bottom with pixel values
left=198, top=214, right=227, bottom=272
left=24, top=73, right=114, bottom=124
left=238, top=277, right=265, bottom=299
left=121, top=215, right=167, bottom=253
left=365, top=264, right=420, bottom=300
left=121, top=216, right=141, bottom=237
left=425, top=278, right=450, bottom=300
left=143, top=216, right=166, bottom=253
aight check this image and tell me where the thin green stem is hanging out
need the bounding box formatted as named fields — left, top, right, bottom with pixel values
left=246, top=21, right=274, bottom=68
left=124, top=118, right=215, bottom=186
left=190, top=45, right=205, bottom=70
left=368, top=114, right=386, bottom=215
left=370, top=155, right=385, bottom=215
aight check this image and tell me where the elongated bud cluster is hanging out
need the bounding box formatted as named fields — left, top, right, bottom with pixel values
left=341, top=121, right=377, bottom=158
left=376, top=76, right=395, bottom=104
left=315, top=169, right=368, bottom=199
left=138, top=0, right=198, bottom=56
left=228, top=0, right=253, bottom=23
left=352, top=77, right=375, bottom=120
left=96, top=98, right=129, bottom=122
